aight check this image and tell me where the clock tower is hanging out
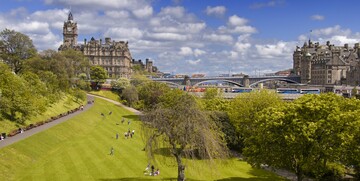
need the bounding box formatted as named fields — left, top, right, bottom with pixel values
left=62, top=12, right=78, bottom=47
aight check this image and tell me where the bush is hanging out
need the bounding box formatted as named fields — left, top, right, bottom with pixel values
left=318, top=163, right=346, bottom=181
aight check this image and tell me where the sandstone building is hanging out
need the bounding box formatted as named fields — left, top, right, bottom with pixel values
left=58, top=12, right=132, bottom=78
left=293, top=40, right=360, bottom=86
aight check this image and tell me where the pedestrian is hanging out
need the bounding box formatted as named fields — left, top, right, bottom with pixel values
left=109, top=111, right=112, bottom=115
left=128, top=120, right=131, bottom=125
left=121, top=118, right=125, bottom=124
left=151, top=165, right=155, bottom=176
left=116, top=133, right=119, bottom=139
left=101, top=113, right=105, bottom=117
left=132, top=130, right=135, bottom=136
left=110, top=147, right=114, bottom=155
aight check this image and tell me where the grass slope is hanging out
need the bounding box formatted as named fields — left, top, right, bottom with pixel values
left=0, top=94, right=85, bottom=134
left=89, top=90, right=120, bottom=102
left=0, top=98, right=286, bottom=181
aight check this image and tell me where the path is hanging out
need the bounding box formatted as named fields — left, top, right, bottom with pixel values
left=89, top=94, right=141, bottom=115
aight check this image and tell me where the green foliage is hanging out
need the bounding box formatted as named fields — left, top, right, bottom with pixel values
left=0, top=63, right=45, bottom=123
left=203, top=88, right=221, bottom=99
left=228, top=90, right=282, bottom=138
left=121, top=85, right=138, bottom=107
left=130, top=73, right=151, bottom=87
left=0, top=28, right=37, bottom=74
left=111, top=77, right=130, bottom=90
left=142, top=89, right=229, bottom=181
left=243, top=93, right=360, bottom=180
left=138, top=81, right=170, bottom=109
left=90, top=65, right=108, bottom=83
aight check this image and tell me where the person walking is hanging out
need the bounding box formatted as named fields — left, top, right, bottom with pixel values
left=110, top=147, right=114, bottom=155
left=116, top=133, right=119, bottom=139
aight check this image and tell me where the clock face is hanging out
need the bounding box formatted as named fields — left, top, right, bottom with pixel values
left=67, top=27, right=72, bottom=31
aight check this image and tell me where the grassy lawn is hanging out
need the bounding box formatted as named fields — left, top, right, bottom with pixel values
left=0, top=94, right=85, bottom=134
left=0, top=98, right=286, bottom=181
left=89, top=90, right=120, bottom=102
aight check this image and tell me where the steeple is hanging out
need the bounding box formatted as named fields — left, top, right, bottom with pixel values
left=68, top=12, right=73, bottom=21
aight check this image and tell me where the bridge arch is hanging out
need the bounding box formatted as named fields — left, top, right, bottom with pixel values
left=157, top=81, right=182, bottom=88
left=193, top=79, right=244, bottom=87
left=249, top=78, right=301, bottom=87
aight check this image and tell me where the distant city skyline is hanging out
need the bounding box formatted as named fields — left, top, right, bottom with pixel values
left=1, top=0, right=360, bottom=76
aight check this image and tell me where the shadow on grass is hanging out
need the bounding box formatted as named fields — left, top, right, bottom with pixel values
left=99, top=178, right=203, bottom=181
left=122, top=114, right=140, bottom=120
left=100, top=177, right=280, bottom=181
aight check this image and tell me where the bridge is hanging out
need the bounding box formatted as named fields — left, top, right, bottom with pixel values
left=151, top=75, right=301, bottom=88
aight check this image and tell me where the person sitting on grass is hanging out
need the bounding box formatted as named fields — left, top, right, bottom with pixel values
left=154, top=169, right=160, bottom=176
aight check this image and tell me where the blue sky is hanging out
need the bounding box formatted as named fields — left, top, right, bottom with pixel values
left=1, top=0, right=360, bottom=76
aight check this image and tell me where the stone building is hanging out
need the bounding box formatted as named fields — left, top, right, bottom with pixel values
left=131, top=58, right=158, bottom=73
left=58, top=12, right=132, bottom=78
left=293, top=40, right=360, bottom=86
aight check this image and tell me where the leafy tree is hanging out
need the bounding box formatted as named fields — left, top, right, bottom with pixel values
left=130, top=73, right=151, bottom=87
left=141, top=89, right=228, bottom=181
left=228, top=90, right=282, bottom=140
left=0, top=63, right=45, bottom=123
left=243, top=93, right=357, bottom=181
left=203, top=88, right=220, bottom=99
left=0, top=29, right=36, bottom=74
left=121, top=85, right=138, bottom=107
left=111, top=77, right=130, bottom=90
left=60, top=49, right=90, bottom=78
left=90, top=65, right=108, bottom=89
left=138, top=81, right=170, bottom=109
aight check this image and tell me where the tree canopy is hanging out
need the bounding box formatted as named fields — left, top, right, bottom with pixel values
left=0, top=29, right=36, bottom=74
left=141, top=89, right=228, bottom=181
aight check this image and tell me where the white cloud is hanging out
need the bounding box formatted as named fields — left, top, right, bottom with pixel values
left=255, top=41, right=294, bottom=59
left=203, top=33, right=233, bottom=43
left=311, top=25, right=351, bottom=37
left=250, top=0, right=284, bottom=9
left=159, top=6, right=185, bottom=18
left=194, top=49, right=206, bottom=57
left=132, top=5, right=153, bottom=19
left=205, top=6, right=226, bottom=16
left=179, top=47, right=193, bottom=56
left=147, top=32, right=187, bottom=41
left=187, top=59, right=201, bottom=65
left=228, top=15, right=248, bottom=26
left=13, top=21, right=50, bottom=34
left=234, top=42, right=251, bottom=52
left=105, top=10, right=130, bottom=19
left=311, top=14, right=325, bottom=21
left=104, top=27, right=143, bottom=40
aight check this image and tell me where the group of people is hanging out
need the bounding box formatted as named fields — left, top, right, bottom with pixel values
left=124, top=129, right=135, bottom=139
left=144, top=164, right=160, bottom=176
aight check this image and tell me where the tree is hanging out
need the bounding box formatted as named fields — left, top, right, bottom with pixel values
left=0, top=29, right=36, bottom=74
left=121, top=85, right=139, bottom=107
left=243, top=93, right=357, bottom=181
left=138, top=81, right=170, bottom=109
left=111, top=77, right=130, bottom=90
left=130, top=73, right=151, bottom=87
left=90, top=65, right=108, bottom=89
left=141, top=89, right=228, bottom=181
left=0, top=63, right=45, bottom=123
left=228, top=90, right=282, bottom=140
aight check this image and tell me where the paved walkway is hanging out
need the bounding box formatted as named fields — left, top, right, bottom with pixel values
left=89, top=94, right=141, bottom=115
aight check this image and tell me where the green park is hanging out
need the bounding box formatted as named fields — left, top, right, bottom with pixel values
left=1, top=26, right=360, bottom=181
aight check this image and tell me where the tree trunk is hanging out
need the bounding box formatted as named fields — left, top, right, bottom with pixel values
left=296, top=165, right=304, bottom=181
left=175, top=154, right=185, bottom=181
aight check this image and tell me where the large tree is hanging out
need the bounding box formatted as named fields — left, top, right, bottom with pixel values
left=141, top=89, right=228, bottom=181
left=138, top=81, right=170, bottom=109
left=0, top=29, right=36, bottom=74
left=0, top=63, right=45, bottom=123
left=244, top=93, right=358, bottom=181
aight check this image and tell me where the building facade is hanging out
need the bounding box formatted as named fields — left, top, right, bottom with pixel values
left=59, top=12, right=132, bottom=78
left=293, top=40, right=360, bottom=86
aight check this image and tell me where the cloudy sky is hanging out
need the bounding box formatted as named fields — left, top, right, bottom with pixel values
left=1, top=0, right=360, bottom=76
